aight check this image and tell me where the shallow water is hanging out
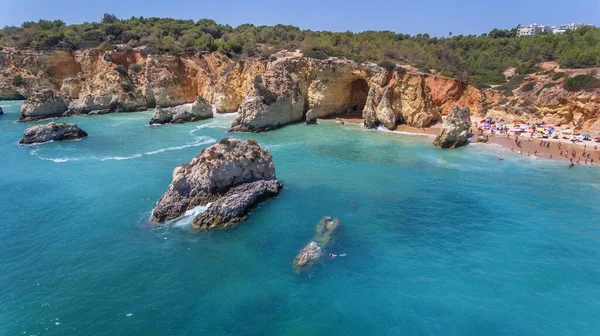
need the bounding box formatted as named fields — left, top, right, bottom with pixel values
left=1, top=101, right=600, bottom=335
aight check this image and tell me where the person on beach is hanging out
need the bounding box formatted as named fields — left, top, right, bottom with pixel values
left=511, top=146, right=515, bottom=151
left=550, top=155, right=553, bottom=160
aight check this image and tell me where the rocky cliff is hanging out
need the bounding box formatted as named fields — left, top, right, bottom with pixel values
left=2, top=48, right=599, bottom=135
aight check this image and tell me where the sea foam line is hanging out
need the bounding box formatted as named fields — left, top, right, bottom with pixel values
left=30, top=136, right=216, bottom=163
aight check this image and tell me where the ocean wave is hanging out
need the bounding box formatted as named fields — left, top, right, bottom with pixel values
left=159, top=203, right=212, bottom=229
left=375, top=126, right=436, bottom=138
left=101, top=154, right=143, bottom=161
left=29, top=136, right=216, bottom=163
left=144, top=136, right=215, bottom=155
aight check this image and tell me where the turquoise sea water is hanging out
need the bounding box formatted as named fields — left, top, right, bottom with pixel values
left=1, top=101, right=600, bottom=335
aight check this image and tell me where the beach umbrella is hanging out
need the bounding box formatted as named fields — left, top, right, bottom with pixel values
left=536, top=127, right=544, bottom=132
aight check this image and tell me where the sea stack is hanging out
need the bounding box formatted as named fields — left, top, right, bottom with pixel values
left=19, top=89, right=68, bottom=122
left=433, top=106, right=471, bottom=149
left=149, top=96, right=213, bottom=124
left=19, top=122, right=88, bottom=145
left=151, top=137, right=282, bottom=229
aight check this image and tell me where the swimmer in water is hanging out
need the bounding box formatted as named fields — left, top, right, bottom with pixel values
left=499, top=156, right=504, bottom=160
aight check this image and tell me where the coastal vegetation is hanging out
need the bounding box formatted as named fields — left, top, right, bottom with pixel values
left=1, top=14, right=599, bottom=87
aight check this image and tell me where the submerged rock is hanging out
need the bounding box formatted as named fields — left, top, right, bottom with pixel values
left=192, top=179, right=282, bottom=230
left=305, top=110, right=317, bottom=125
left=151, top=137, right=279, bottom=224
left=149, top=96, right=213, bottom=124
left=19, top=122, right=87, bottom=145
left=293, top=217, right=340, bottom=272
left=433, top=106, right=471, bottom=149
left=19, top=89, right=68, bottom=122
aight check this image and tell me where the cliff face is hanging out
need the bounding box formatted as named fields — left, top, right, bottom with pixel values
left=2, top=48, right=599, bottom=135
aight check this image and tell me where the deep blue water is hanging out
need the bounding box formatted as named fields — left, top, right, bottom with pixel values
left=1, top=101, right=600, bottom=335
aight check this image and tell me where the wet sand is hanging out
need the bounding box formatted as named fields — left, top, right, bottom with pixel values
left=332, top=117, right=600, bottom=166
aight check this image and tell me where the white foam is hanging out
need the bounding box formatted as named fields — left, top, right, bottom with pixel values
left=101, top=154, right=143, bottom=161
left=144, top=136, right=215, bottom=155
left=375, top=126, right=436, bottom=138
left=162, top=203, right=212, bottom=229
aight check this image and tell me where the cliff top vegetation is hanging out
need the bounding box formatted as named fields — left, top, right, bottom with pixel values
left=1, top=14, right=599, bottom=87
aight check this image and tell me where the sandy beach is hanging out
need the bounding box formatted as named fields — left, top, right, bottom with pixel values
left=335, top=117, right=600, bottom=167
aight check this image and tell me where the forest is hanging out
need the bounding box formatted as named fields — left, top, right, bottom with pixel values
left=1, top=14, right=599, bottom=87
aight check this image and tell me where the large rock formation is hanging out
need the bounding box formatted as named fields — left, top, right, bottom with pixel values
left=192, top=180, right=282, bottom=230
left=19, top=122, right=87, bottom=145
left=149, top=96, right=213, bottom=124
left=151, top=138, right=280, bottom=226
left=2, top=48, right=600, bottom=136
left=19, top=89, right=68, bottom=121
left=433, top=106, right=471, bottom=149
left=229, top=60, right=305, bottom=132
left=294, top=217, right=340, bottom=272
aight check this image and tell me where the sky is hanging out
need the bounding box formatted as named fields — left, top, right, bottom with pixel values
left=1, top=0, right=599, bottom=36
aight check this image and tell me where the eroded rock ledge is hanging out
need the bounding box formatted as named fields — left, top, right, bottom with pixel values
left=20, top=89, right=68, bottom=122
left=151, top=137, right=281, bottom=229
left=149, top=96, right=213, bottom=124
left=19, top=122, right=87, bottom=145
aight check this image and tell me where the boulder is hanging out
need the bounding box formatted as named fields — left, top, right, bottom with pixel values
left=293, top=217, right=341, bottom=272
left=0, top=106, right=3, bottom=115
left=19, top=122, right=87, bottom=145
left=433, top=106, right=471, bottom=149
left=192, top=180, right=282, bottom=230
left=151, top=137, right=279, bottom=223
left=305, top=110, right=317, bottom=125
left=19, top=89, right=68, bottom=121
left=229, top=60, right=305, bottom=132
left=149, top=96, right=213, bottom=124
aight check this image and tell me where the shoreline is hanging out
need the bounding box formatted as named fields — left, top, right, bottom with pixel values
left=336, top=117, right=600, bottom=167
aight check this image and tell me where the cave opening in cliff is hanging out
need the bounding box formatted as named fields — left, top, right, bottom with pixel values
left=345, top=79, right=369, bottom=117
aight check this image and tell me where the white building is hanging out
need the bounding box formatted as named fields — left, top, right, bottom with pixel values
left=517, top=24, right=551, bottom=36
left=552, top=23, right=587, bottom=34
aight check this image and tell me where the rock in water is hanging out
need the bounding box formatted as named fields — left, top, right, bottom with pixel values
left=293, top=242, right=323, bottom=270
left=305, top=110, right=317, bottom=125
left=192, top=180, right=282, bottom=230
left=293, top=217, right=341, bottom=272
left=149, top=96, right=213, bottom=124
left=19, top=122, right=88, bottom=145
left=19, top=89, right=68, bottom=122
left=151, top=138, right=280, bottom=225
left=0, top=106, right=3, bottom=115
left=433, top=106, right=471, bottom=149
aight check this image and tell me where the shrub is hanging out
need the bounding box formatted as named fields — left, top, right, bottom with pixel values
left=564, top=75, right=600, bottom=92
left=128, top=63, right=143, bottom=73
left=303, top=49, right=329, bottom=60
left=520, top=82, right=536, bottom=92
left=12, top=75, right=26, bottom=87
left=114, top=65, right=128, bottom=76
left=270, top=56, right=277, bottom=62
left=552, top=72, right=566, bottom=81
left=377, top=60, right=396, bottom=70
left=496, top=74, right=525, bottom=91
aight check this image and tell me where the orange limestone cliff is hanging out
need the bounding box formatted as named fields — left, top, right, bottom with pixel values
left=1, top=48, right=599, bottom=135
